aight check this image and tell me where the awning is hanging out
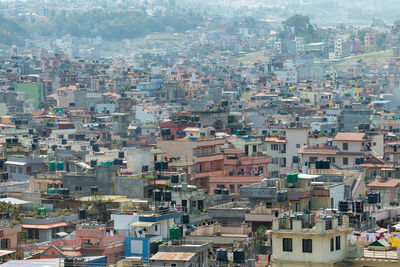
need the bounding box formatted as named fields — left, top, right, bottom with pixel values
left=5, top=161, right=26, bottom=166
left=131, top=221, right=157, bottom=228
left=22, top=221, right=67, bottom=229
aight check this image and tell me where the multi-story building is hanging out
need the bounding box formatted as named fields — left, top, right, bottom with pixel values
left=271, top=212, right=400, bottom=267
left=208, top=149, right=271, bottom=194
left=299, top=132, right=369, bottom=169
left=272, top=213, right=352, bottom=267
left=265, top=125, right=309, bottom=177
left=157, top=135, right=225, bottom=193
left=364, top=32, right=377, bottom=47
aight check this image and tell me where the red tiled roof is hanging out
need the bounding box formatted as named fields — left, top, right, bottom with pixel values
left=22, top=222, right=68, bottom=229
left=333, top=132, right=367, bottom=141
left=367, top=179, right=400, bottom=188
left=265, top=137, right=286, bottom=143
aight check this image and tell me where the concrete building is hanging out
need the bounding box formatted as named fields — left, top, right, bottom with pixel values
left=6, top=156, right=47, bottom=181
left=299, top=132, right=369, bottom=169
left=271, top=213, right=400, bottom=266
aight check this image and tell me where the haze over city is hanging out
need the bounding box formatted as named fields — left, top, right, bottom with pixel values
left=1, top=0, right=400, bottom=266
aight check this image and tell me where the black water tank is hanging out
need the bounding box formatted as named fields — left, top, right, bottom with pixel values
left=148, top=188, right=154, bottom=198
left=90, top=186, right=98, bottom=194
left=170, top=175, right=179, bottom=183
left=150, top=240, right=161, bottom=255
left=118, top=151, right=124, bottom=158
left=214, top=188, right=222, bottom=194
left=217, top=248, right=228, bottom=262
left=62, top=188, right=70, bottom=196
left=162, top=161, right=168, bottom=170
left=182, top=214, right=190, bottom=224
left=164, top=190, right=172, bottom=201
left=338, top=201, right=349, bottom=212
left=92, top=144, right=99, bottom=152
left=153, top=190, right=162, bottom=201
left=352, top=200, right=363, bottom=213
left=62, top=139, right=67, bottom=145
left=64, top=257, right=74, bottom=267
left=154, top=162, right=161, bottom=171
left=367, top=192, right=377, bottom=204
left=122, top=140, right=127, bottom=147
left=233, top=249, right=245, bottom=263
left=78, top=209, right=87, bottom=220
left=222, top=188, right=229, bottom=195
left=90, top=160, right=97, bottom=167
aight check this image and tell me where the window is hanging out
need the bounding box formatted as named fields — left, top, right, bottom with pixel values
left=343, top=157, right=348, bottom=165
left=271, top=171, right=279, bottom=177
left=296, top=144, right=300, bottom=148
left=1, top=238, right=10, bottom=249
left=327, top=157, right=336, bottom=163
left=302, top=239, right=312, bottom=253
left=272, top=158, right=279, bottom=164
left=229, top=184, right=235, bottom=193
left=271, top=144, right=279, bottom=150
left=283, top=238, right=293, bottom=252
left=335, top=236, right=341, bottom=250
left=330, top=238, right=334, bottom=252
left=75, top=186, right=82, bottom=191
left=343, top=143, right=348, bottom=151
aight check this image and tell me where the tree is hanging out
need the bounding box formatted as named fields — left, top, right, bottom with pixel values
left=280, top=14, right=321, bottom=43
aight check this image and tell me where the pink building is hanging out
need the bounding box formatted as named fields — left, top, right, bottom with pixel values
left=0, top=223, right=22, bottom=250
left=209, top=149, right=272, bottom=194
left=36, top=224, right=124, bottom=265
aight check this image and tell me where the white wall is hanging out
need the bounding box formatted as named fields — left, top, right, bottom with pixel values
left=111, top=214, right=139, bottom=231
left=329, top=184, right=345, bottom=209
left=286, top=128, right=308, bottom=168
left=127, top=148, right=151, bottom=174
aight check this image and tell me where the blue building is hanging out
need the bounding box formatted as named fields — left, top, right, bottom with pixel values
left=137, top=77, right=165, bottom=97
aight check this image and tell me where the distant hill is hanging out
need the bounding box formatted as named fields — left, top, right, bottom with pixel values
left=27, top=9, right=203, bottom=41
left=0, top=15, right=26, bottom=45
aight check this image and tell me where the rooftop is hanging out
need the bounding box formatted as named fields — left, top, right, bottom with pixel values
left=333, top=132, right=367, bottom=141
left=150, top=252, right=196, bottom=261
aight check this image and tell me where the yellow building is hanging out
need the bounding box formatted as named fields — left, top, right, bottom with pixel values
left=271, top=214, right=400, bottom=267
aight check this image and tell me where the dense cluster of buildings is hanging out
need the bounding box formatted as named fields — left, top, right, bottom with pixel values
left=2, top=1, right=400, bottom=267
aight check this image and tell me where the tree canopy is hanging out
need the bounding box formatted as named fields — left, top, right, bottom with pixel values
left=27, top=9, right=203, bottom=41
left=0, top=15, right=26, bottom=46
left=280, top=14, right=321, bottom=43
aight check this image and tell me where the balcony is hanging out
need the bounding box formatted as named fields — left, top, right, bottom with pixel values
left=81, top=240, right=124, bottom=249
left=196, top=154, right=224, bottom=163
left=224, top=158, right=239, bottom=165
